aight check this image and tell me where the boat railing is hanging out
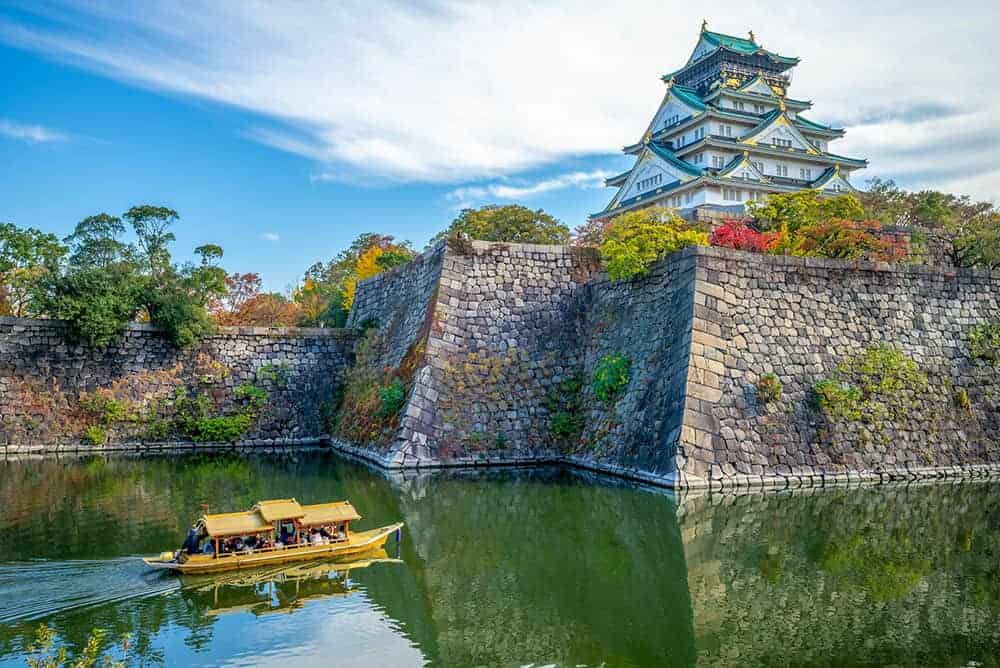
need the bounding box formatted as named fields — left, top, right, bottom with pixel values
left=209, top=535, right=349, bottom=560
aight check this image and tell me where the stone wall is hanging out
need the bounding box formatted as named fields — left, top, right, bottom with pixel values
left=0, top=317, right=355, bottom=449
left=681, top=247, right=1000, bottom=486
left=342, top=241, right=1000, bottom=488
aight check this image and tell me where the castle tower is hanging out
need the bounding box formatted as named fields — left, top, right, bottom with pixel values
left=594, top=22, right=866, bottom=221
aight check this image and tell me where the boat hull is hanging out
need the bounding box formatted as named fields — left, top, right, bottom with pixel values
left=143, top=522, right=403, bottom=574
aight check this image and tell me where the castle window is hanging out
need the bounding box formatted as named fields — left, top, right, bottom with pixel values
left=733, top=101, right=745, bottom=111
left=772, top=138, right=793, bottom=148
left=800, top=168, right=812, bottom=180
left=712, top=155, right=725, bottom=168
left=636, top=173, right=663, bottom=192
left=753, top=104, right=765, bottom=114
left=776, top=164, right=788, bottom=177
left=723, top=188, right=743, bottom=202
left=685, top=192, right=693, bottom=204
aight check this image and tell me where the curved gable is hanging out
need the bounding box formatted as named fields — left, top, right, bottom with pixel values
left=742, top=112, right=818, bottom=153
left=737, top=75, right=780, bottom=98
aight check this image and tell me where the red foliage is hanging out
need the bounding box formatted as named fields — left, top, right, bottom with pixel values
left=710, top=218, right=779, bottom=253
left=796, top=219, right=908, bottom=262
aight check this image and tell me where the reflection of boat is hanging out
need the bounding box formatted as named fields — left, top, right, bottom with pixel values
left=143, top=498, right=403, bottom=574
left=182, top=550, right=404, bottom=617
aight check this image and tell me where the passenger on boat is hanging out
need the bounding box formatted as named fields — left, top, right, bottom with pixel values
left=182, top=528, right=200, bottom=555
left=310, top=529, right=324, bottom=546
left=201, top=541, right=215, bottom=556
left=280, top=525, right=295, bottom=545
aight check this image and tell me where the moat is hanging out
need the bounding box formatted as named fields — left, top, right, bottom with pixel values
left=2, top=450, right=1000, bottom=667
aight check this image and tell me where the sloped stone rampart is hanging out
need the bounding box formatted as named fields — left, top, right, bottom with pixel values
left=343, top=242, right=1000, bottom=489
left=0, top=317, right=355, bottom=449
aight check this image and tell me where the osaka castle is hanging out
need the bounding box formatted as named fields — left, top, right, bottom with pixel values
left=595, top=22, right=867, bottom=220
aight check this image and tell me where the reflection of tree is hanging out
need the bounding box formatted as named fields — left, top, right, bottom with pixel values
left=382, top=468, right=697, bottom=667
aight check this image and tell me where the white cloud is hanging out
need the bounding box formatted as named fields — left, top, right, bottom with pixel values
left=0, top=118, right=67, bottom=143
left=447, top=169, right=613, bottom=208
left=0, top=1, right=997, bottom=196
left=261, top=232, right=280, bottom=243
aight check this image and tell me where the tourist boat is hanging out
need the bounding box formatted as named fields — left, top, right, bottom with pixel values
left=143, top=498, right=403, bottom=574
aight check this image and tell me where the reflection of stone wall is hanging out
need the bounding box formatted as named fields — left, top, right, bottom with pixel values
left=0, top=318, right=355, bottom=449
left=678, top=483, right=1000, bottom=665
left=344, top=243, right=1000, bottom=488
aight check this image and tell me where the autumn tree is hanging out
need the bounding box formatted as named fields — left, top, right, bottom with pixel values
left=296, top=233, right=414, bottom=325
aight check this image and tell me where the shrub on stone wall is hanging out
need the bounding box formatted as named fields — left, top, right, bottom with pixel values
left=756, top=373, right=783, bottom=404
left=969, top=324, right=1000, bottom=364
left=601, top=207, right=708, bottom=281
left=592, top=354, right=632, bottom=404
left=814, top=346, right=930, bottom=424
left=710, top=219, right=779, bottom=253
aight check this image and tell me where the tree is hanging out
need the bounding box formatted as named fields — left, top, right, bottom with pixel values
left=600, top=207, right=708, bottom=281
left=748, top=191, right=866, bottom=232
left=296, top=233, right=415, bottom=324
left=435, top=204, right=571, bottom=245
left=0, top=222, right=67, bottom=316
left=34, top=206, right=226, bottom=347
left=212, top=272, right=263, bottom=324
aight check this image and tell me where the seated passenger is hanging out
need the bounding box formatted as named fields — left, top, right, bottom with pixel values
left=310, top=529, right=323, bottom=545
left=182, top=528, right=200, bottom=555
left=202, top=541, right=215, bottom=556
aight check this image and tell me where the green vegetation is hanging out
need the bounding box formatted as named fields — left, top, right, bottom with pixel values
left=172, top=383, right=269, bottom=443
left=969, top=323, right=1000, bottom=363
left=756, top=373, right=783, bottom=404
left=0, top=222, right=66, bottom=317
left=954, top=388, right=971, bottom=412
left=814, top=346, right=929, bottom=423
left=592, top=354, right=632, bottom=404
left=25, top=624, right=126, bottom=668
left=861, top=178, right=1000, bottom=268
left=600, top=207, right=708, bottom=281
left=747, top=191, right=905, bottom=262
left=22, top=207, right=227, bottom=347
left=83, top=425, right=107, bottom=446
left=79, top=391, right=130, bottom=425
left=434, top=204, right=571, bottom=245
left=376, top=378, right=407, bottom=418
left=545, top=376, right=584, bottom=444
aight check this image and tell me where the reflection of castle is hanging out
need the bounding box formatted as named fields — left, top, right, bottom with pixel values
left=182, top=550, right=402, bottom=617
left=595, top=21, right=866, bottom=220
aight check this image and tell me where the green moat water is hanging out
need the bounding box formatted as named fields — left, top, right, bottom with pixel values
left=1, top=451, right=999, bottom=667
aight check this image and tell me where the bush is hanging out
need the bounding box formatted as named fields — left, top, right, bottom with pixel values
left=435, top=204, right=571, bottom=245
left=376, top=378, right=407, bottom=418
left=969, top=324, right=1000, bottom=363
left=83, top=424, right=107, bottom=445
left=955, top=388, right=971, bottom=412
left=601, top=207, right=708, bottom=281
left=756, top=373, right=783, bottom=404
left=550, top=411, right=583, bottom=440
left=79, top=390, right=129, bottom=424
left=748, top=191, right=866, bottom=233
left=793, top=219, right=907, bottom=262
left=593, top=354, right=631, bottom=404
left=710, top=219, right=779, bottom=253
left=814, top=346, right=929, bottom=423
left=187, top=414, right=253, bottom=442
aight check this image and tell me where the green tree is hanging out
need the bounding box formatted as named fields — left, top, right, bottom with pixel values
left=600, top=207, right=708, bottom=281
left=435, top=204, right=571, bottom=244
left=34, top=206, right=226, bottom=347
left=748, top=190, right=866, bottom=232
left=0, top=222, right=67, bottom=316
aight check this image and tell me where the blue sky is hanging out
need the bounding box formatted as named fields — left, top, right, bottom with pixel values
left=2, top=1, right=997, bottom=290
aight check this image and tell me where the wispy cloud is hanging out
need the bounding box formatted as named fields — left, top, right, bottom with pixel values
left=260, top=232, right=280, bottom=243
left=447, top=170, right=613, bottom=208
left=0, top=118, right=68, bottom=143
left=1, top=1, right=997, bottom=196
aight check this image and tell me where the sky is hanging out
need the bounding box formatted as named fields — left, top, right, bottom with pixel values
left=1, top=1, right=998, bottom=291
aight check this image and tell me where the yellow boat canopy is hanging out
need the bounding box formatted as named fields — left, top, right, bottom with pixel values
left=253, top=499, right=304, bottom=522
left=198, top=511, right=271, bottom=538
left=195, top=499, right=357, bottom=538
left=301, top=501, right=361, bottom=527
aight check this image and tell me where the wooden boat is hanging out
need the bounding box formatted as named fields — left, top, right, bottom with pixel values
left=143, top=498, right=403, bottom=574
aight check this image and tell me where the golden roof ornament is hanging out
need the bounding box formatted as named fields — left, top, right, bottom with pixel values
left=749, top=30, right=755, bottom=42
left=779, top=98, right=787, bottom=112
left=701, top=19, right=708, bottom=32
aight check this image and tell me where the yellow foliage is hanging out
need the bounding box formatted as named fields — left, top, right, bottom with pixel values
left=341, top=246, right=385, bottom=312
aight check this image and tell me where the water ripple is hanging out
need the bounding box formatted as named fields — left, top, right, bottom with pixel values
left=0, top=557, right=180, bottom=623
